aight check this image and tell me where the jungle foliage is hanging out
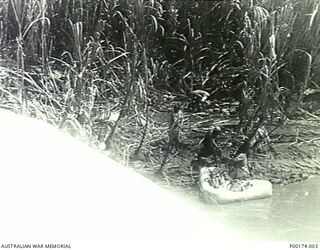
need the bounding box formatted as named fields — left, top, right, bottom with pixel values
left=1, top=0, right=320, bottom=177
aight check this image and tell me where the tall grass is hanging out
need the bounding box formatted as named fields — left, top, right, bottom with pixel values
left=1, top=0, right=320, bottom=168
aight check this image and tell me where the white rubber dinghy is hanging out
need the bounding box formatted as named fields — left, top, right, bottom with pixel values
left=199, top=167, right=273, bottom=204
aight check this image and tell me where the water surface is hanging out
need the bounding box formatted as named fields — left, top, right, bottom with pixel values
left=185, top=177, right=320, bottom=241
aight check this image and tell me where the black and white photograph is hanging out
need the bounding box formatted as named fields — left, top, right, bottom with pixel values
left=0, top=0, right=319, bottom=249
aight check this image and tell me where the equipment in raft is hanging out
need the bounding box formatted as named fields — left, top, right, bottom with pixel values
left=199, top=167, right=272, bottom=204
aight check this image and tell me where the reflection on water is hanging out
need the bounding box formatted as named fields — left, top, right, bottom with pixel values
left=185, top=177, right=320, bottom=241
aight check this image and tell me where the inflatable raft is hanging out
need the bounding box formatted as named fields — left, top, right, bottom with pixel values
left=199, top=167, right=272, bottom=204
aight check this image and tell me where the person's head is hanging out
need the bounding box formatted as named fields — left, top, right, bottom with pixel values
left=234, top=153, right=247, bottom=167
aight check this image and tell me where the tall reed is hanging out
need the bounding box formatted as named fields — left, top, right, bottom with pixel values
left=1, top=0, right=320, bottom=159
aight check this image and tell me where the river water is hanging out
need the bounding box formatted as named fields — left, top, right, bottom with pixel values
left=184, top=176, right=320, bottom=241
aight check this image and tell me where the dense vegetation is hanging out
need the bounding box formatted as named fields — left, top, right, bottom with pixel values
left=1, top=0, right=319, bottom=185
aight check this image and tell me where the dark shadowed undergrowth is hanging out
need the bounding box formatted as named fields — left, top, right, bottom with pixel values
left=1, top=0, right=320, bottom=188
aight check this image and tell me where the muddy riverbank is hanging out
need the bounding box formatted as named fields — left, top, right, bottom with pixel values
left=128, top=115, right=320, bottom=190
left=250, top=118, right=320, bottom=184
